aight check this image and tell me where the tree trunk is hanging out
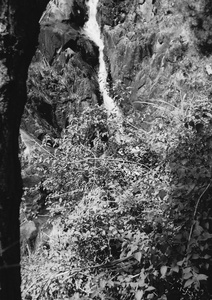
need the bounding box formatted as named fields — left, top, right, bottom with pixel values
left=0, top=1, right=49, bottom=299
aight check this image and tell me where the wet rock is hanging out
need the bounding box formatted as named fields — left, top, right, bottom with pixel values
left=22, top=0, right=101, bottom=139
left=22, top=175, right=41, bottom=189
left=20, top=221, right=38, bottom=253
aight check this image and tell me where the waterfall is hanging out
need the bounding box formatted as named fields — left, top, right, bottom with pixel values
left=83, top=0, right=122, bottom=124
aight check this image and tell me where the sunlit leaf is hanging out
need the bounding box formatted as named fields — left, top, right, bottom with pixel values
left=183, top=267, right=191, bottom=274
left=147, top=293, right=155, bottom=299
left=130, top=282, right=138, bottom=289
left=172, top=266, right=179, bottom=273
left=183, top=272, right=192, bottom=280
left=100, top=280, right=106, bottom=288
left=134, top=251, right=142, bottom=262
left=135, top=290, right=144, bottom=300
left=71, top=236, right=78, bottom=242
left=192, top=254, right=199, bottom=259
left=138, top=278, right=145, bottom=287
left=177, top=260, right=184, bottom=266
left=196, top=274, right=208, bottom=281
left=184, top=278, right=194, bottom=288
left=160, top=266, right=168, bottom=277
left=145, top=286, right=155, bottom=292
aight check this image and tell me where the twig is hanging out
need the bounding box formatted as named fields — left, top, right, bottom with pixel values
left=124, top=121, right=152, bottom=135
left=133, top=101, right=181, bottom=120
left=0, top=263, right=20, bottom=270
left=68, top=157, right=150, bottom=170
left=1, top=240, right=19, bottom=254
left=33, top=140, right=56, bottom=159
left=186, top=183, right=211, bottom=255
left=48, top=189, right=82, bottom=199
left=29, top=144, right=150, bottom=170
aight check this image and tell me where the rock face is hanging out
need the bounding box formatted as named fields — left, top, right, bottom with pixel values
left=20, top=221, right=38, bottom=253
left=98, top=0, right=212, bottom=118
left=22, top=0, right=101, bottom=140
left=21, top=0, right=212, bottom=137
left=21, top=0, right=212, bottom=206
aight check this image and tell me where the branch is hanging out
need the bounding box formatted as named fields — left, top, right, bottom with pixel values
left=186, top=183, right=211, bottom=255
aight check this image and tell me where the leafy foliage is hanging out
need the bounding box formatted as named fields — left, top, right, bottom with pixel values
left=21, top=98, right=212, bottom=299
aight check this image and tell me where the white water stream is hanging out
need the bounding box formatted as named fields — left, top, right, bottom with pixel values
left=83, top=0, right=123, bottom=125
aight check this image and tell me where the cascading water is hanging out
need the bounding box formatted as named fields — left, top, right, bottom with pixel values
left=83, top=0, right=122, bottom=125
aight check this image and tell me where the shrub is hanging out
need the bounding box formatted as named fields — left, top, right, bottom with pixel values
left=21, top=102, right=212, bottom=299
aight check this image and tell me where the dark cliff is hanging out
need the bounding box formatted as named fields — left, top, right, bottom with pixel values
left=22, top=0, right=102, bottom=140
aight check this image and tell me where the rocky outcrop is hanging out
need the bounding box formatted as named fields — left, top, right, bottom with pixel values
left=20, top=0, right=212, bottom=137
left=38, top=0, right=89, bottom=62
left=22, top=0, right=101, bottom=140
left=98, top=0, right=212, bottom=119
left=20, top=221, right=38, bottom=253
left=20, top=0, right=212, bottom=248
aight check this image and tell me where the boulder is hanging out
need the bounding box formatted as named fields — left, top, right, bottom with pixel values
left=22, top=0, right=101, bottom=140
left=20, top=221, right=38, bottom=253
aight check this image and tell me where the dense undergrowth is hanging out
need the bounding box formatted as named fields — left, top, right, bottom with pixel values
left=21, top=92, right=212, bottom=299
left=19, top=0, right=212, bottom=298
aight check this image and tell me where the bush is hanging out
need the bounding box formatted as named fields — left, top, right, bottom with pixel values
left=21, top=102, right=212, bottom=299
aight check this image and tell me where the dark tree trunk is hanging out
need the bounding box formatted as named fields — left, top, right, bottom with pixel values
left=0, top=1, right=49, bottom=299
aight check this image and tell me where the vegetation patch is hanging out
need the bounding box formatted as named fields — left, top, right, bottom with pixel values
left=21, top=97, right=212, bottom=299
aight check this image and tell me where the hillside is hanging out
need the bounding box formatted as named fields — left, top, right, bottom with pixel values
left=20, top=0, right=212, bottom=299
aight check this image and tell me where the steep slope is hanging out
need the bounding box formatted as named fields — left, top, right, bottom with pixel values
left=21, top=1, right=212, bottom=298
left=21, top=0, right=101, bottom=140
left=98, top=0, right=212, bottom=120
left=21, top=0, right=212, bottom=138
